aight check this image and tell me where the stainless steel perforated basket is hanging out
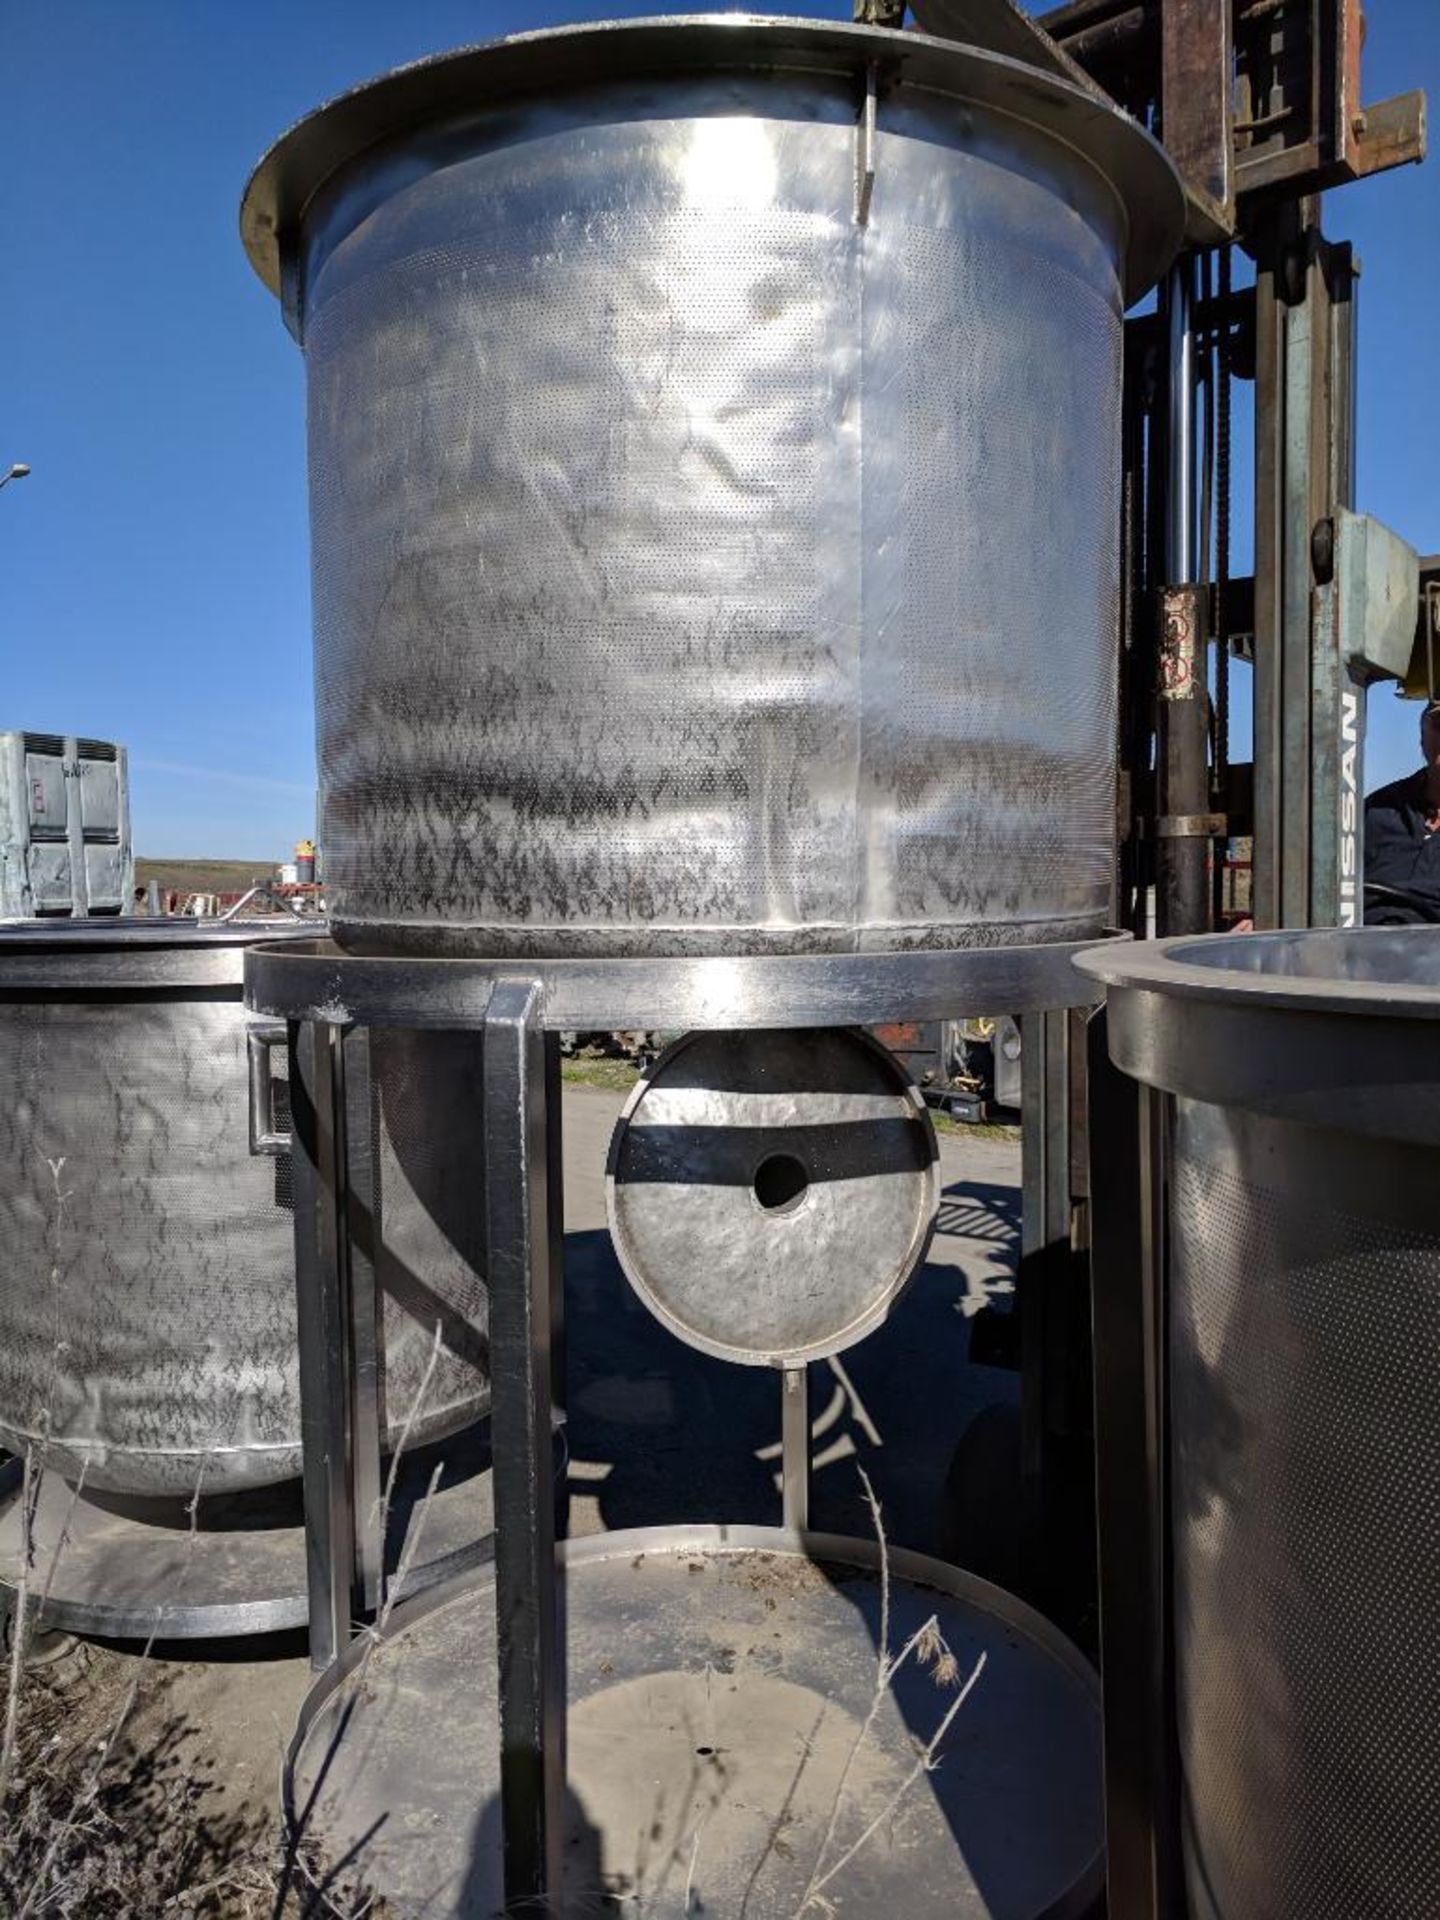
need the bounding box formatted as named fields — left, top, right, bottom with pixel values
left=1080, top=926, right=1440, bottom=1920
left=0, top=921, right=489, bottom=1497
left=243, top=16, right=1181, bottom=959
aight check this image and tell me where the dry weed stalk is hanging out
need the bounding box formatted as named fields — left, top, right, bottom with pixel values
left=277, top=1318, right=448, bottom=1920
left=792, top=1466, right=987, bottom=1918
left=370, top=1319, right=444, bottom=1617
left=0, top=1155, right=379, bottom=1917
left=0, top=1153, right=74, bottom=1800
left=12, top=1463, right=209, bottom=1920
left=0, top=1453, right=280, bottom=1918
left=34, top=1454, right=90, bottom=1623
left=0, top=1449, right=39, bottom=1801
left=0, top=1147, right=280, bottom=1911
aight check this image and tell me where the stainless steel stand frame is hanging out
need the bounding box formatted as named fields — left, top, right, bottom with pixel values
left=248, top=935, right=1117, bottom=1914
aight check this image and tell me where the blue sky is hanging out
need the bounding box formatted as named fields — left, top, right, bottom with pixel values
left=1, top=3, right=1436, bottom=858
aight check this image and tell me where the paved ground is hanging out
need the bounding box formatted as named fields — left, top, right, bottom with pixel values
left=28, top=1086, right=1026, bottom=1888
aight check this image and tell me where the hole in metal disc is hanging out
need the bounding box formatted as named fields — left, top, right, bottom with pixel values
left=753, top=1153, right=809, bottom=1214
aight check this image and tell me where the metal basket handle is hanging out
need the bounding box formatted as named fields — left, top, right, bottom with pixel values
left=247, top=1023, right=291, bottom=1155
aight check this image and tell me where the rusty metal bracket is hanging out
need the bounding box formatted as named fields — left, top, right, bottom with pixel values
left=1163, top=0, right=1234, bottom=238
left=1233, top=0, right=1426, bottom=205
left=1037, top=0, right=1425, bottom=233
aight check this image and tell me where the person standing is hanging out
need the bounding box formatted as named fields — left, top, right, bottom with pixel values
left=1364, top=700, right=1440, bottom=924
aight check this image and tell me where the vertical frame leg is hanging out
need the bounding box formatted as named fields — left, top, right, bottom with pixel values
left=1087, top=1008, right=1178, bottom=1920
left=1019, top=1007, right=1074, bottom=1608
left=781, top=1364, right=810, bottom=1533
left=544, top=1030, right=568, bottom=1539
left=289, top=1019, right=357, bottom=1673
left=484, top=981, right=564, bottom=1908
left=342, top=1024, right=384, bottom=1609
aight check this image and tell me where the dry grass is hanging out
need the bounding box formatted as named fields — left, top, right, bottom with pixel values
left=0, top=1650, right=280, bottom=1918
left=0, top=1151, right=445, bottom=1919
left=0, top=1444, right=292, bottom=1919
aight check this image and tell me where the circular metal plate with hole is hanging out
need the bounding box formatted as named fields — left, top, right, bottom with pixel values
left=606, top=1030, right=939, bottom=1367
left=286, top=1525, right=1103, bottom=1920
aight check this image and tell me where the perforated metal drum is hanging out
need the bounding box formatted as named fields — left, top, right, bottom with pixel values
left=243, top=16, right=1181, bottom=960
left=1080, top=927, right=1440, bottom=1920
left=0, top=921, right=489, bottom=1498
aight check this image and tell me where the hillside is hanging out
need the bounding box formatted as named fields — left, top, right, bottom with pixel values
left=135, top=857, right=280, bottom=896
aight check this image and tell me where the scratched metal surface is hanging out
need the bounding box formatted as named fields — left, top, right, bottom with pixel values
left=288, top=1527, right=1103, bottom=1918
left=607, top=1027, right=938, bottom=1365
left=297, top=61, right=1130, bottom=956
left=0, top=939, right=489, bottom=1498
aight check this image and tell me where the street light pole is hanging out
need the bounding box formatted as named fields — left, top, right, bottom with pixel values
left=0, top=462, right=31, bottom=492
